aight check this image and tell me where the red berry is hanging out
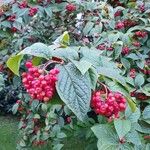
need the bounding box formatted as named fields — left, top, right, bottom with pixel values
left=25, top=61, right=33, bottom=68
left=66, top=117, right=71, bottom=124
left=66, top=3, right=76, bottom=12
left=11, top=27, right=18, bottom=32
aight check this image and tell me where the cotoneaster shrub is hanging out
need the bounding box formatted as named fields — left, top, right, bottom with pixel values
left=0, top=0, right=149, bottom=149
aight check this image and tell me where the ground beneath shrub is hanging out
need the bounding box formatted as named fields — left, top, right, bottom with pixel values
left=0, top=116, right=86, bottom=150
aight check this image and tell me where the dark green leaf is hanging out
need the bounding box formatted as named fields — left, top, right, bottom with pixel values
left=83, top=22, right=94, bottom=35
left=134, top=74, right=145, bottom=87
left=56, top=63, right=91, bottom=121
left=18, top=42, right=51, bottom=59
left=114, top=119, right=131, bottom=139
left=143, top=105, right=150, bottom=120
left=12, top=103, right=19, bottom=114
left=97, top=67, right=126, bottom=85
left=91, top=124, right=133, bottom=150
left=87, top=67, right=98, bottom=90
left=52, top=47, right=79, bottom=61
left=70, top=59, right=92, bottom=75
left=126, top=129, right=141, bottom=146
left=125, top=107, right=140, bottom=123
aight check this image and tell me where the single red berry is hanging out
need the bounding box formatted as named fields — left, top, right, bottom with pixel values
left=25, top=61, right=33, bottom=68
left=11, top=27, right=18, bottom=32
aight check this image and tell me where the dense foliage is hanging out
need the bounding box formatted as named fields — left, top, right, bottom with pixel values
left=0, top=0, right=150, bottom=149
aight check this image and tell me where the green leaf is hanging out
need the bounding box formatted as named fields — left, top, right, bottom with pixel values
left=108, top=33, right=120, bottom=43
left=126, top=98, right=136, bottom=112
left=31, top=100, right=39, bottom=111
left=91, top=124, right=133, bottom=150
left=125, top=107, right=140, bottom=123
left=126, top=129, right=141, bottom=146
left=53, top=31, right=70, bottom=46
left=45, top=7, right=52, bottom=17
left=127, top=53, right=140, bottom=60
left=0, top=74, right=4, bottom=88
left=114, top=42, right=123, bottom=59
left=12, top=103, right=19, bottom=114
left=134, top=74, right=145, bottom=87
left=135, top=121, right=150, bottom=134
left=41, top=103, right=47, bottom=112
left=70, top=59, right=92, bottom=75
left=57, top=132, right=66, bottom=138
left=83, top=22, right=94, bottom=35
left=32, top=57, right=42, bottom=66
left=80, top=47, right=110, bottom=67
left=97, top=67, right=126, bottom=85
left=18, top=42, right=51, bottom=59
left=52, top=47, right=79, bottom=61
left=53, top=144, right=64, bottom=150
left=146, top=144, right=150, bottom=150
left=61, top=31, right=70, bottom=45
left=143, top=105, right=150, bottom=120
left=34, top=114, right=40, bottom=119
left=114, top=119, right=131, bottom=139
left=56, top=63, right=91, bottom=121
left=91, top=124, right=118, bottom=140
left=121, top=58, right=130, bottom=70
left=20, top=139, right=26, bottom=147
left=6, top=55, right=23, bottom=76
left=87, top=67, right=98, bottom=90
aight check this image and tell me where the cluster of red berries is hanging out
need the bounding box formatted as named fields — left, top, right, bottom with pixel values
left=66, top=3, right=76, bottom=12
left=132, top=41, right=141, bottom=47
left=123, top=19, right=137, bottom=28
left=16, top=100, right=24, bottom=112
left=115, top=20, right=137, bottom=30
left=121, top=46, right=130, bottom=55
left=91, top=91, right=126, bottom=120
left=97, top=44, right=113, bottom=51
left=138, top=4, right=145, bottom=12
left=33, top=140, right=46, bottom=146
left=130, top=91, right=150, bottom=101
left=22, top=61, right=59, bottom=102
left=19, top=1, right=28, bottom=9
left=29, top=7, right=38, bottom=16
left=7, top=15, right=16, bottom=22
left=55, top=0, right=62, bottom=3
left=129, top=69, right=136, bottom=78
left=115, top=21, right=124, bottom=30
left=135, top=31, right=147, bottom=38
left=114, top=10, right=122, bottom=17
left=140, top=69, right=150, bottom=75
